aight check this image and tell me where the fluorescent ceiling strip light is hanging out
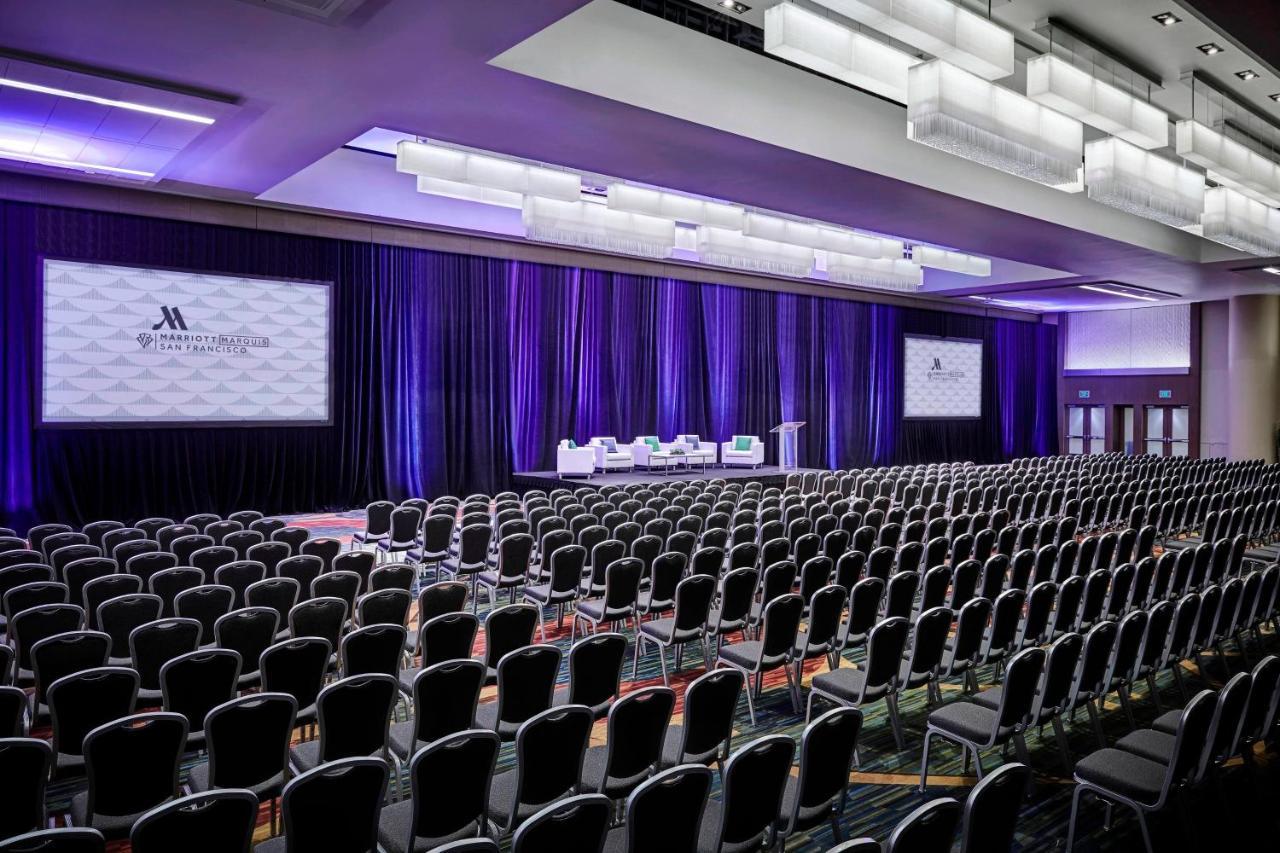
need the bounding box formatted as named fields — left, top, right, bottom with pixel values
left=1084, top=137, right=1204, bottom=228
left=397, top=140, right=581, bottom=202
left=764, top=2, right=916, bottom=103
left=912, top=245, right=991, bottom=275
left=743, top=212, right=903, bottom=257
left=1026, top=55, right=1168, bottom=150
left=415, top=175, right=523, bottom=208
left=696, top=226, right=814, bottom=278
left=813, top=0, right=1015, bottom=80
left=826, top=253, right=922, bottom=290
left=1175, top=120, right=1280, bottom=207
left=1195, top=186, right=1280, bottom=257
left=0, top=77, right=215, bottom=124
left=1078, top=284, right=1159, bottom=301
left=908, top=60, right=1084, bottom=191
left=523, top=196, right=675, bottom=259
left=606, top=184, right=744, bottom=229
left=0, top=148, right=154, bottom=178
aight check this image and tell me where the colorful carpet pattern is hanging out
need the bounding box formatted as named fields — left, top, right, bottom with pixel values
left=34, top=511, right=1280, bottom=852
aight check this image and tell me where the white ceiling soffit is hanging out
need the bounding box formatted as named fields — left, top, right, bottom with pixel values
left=489, top=0, right=1214, bottom=266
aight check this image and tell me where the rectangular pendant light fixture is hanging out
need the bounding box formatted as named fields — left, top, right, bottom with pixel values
left=908, top=59, right=1084, bottom=191
left=742, top=212, right=904, bottom=258
left=397, top=140, right=581, bottom=202
left=523, top=197, right=675, bottom=259
left=696, top=226, right=815, bottom=278
left=606, top=184, right=744, bottom=229
left=1195, top=186, right=1280, bottom=257
left=1026, top=55, right=1168, bottom=150
left=825, top=253, right=923, bottom=290
left=764, top=2, right=916, bottom=103
left=1084, top=137, right=1205, bottom=228
left=1175, top=120, right=1280, bottom=207
left=415, top=176, right=523, bottom=208
left=911, top=245, right=991, bottom=276
left=813, top=0, right=1015, bottom=80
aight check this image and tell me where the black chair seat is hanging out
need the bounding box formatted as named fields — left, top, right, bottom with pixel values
left=486, top=768, right=565, bottom=828
left=188, top=762, right=285, bottom=800
left=289, top=740, right=324, bottom=773
left=1151, top=709, right=1181, bottom=735
left=1073, top=748, right=1168, bottom=802
left=637, top=590, right=673, bottom=614
left=779, top=775, right=833, bottom=832
left=603, top=824, right=627, bottom=853
left=926, top=701, right=1003, bottom=742
left=659, top=725, right=712, bottom=768
left=254, top=835, right=286, bottom=852
left=54, top=750, right=86, bottom=778
left=389, top=719, right=423, bottom=763
left=477, top=570, right=519, bottom=589
left=377, top=799, right=483, bottom=853
left=1115, top=729, right=1175, bottom=765
left=398, top=667, right=421, bottom=695
left=715, top=641, right=763, bottom=670
left=639, top=617, right=701, bottom=646
left=523, top=583, right=570, bottom=605
left=551, top=686, right=611, bottom=720
left=580, top=745, right=650, bottom=799
left=971, top=685, right=1003, bottom=710
left=474, top=702, right=521, bottom=740
left=810, top=667, right=884, bottom=702
left=576, top=599, right=625, bottom=622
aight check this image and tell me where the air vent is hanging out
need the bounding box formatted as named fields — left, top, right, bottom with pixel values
left=235, top=0, right=371, bottom=24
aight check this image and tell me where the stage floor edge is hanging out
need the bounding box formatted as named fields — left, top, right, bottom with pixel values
left=511, top=466, right=826, bottom=491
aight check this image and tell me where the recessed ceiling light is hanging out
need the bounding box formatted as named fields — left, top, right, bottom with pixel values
left=718, top=1, right=750, bottom=13
left=1263, top=266, right=1280, bottom=275
left=1237, top=70, right=1260, bottom=81
left=1152, top=12, right=1182, bottom=26
left=1197, top=43, right=1224, bottom=56
left=1079, top=284, right=1159, bottom=302
left=0, top=77, right=216, bottom=124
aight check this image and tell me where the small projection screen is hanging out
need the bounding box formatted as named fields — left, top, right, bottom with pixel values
left=40, top=258, right=332, bottom=427
left=902, top=334, right=983, bottom=419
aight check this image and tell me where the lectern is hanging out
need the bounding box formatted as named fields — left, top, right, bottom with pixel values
left=770, top=422, right=806, bottom=471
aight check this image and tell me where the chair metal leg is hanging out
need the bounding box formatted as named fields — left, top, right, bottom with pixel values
left=1065, top=785, right=1084, bottom=852
left=631, top=632, right=644, bottom=681
left=1116, top=685, right=1137, bottom=729
left=885, top=693, right=907, bottom=752
left=918, top=729, right=932, bottom=792
left=1146, top=673, right=1164, bottom=714
left=1052, top=715, right=1073, bottom=773
left=743, top=672, right=758, bottom=726
left=1086, top=699, right=1107, bottom=749
left=657, top=644, right=670, bottom=687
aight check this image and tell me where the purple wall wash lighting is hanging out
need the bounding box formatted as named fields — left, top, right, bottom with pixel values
left=0, top=198, right=1058, bottom=528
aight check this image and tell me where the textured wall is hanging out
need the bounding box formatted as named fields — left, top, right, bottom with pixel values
left=1064, top=303, right=1191, bottom=372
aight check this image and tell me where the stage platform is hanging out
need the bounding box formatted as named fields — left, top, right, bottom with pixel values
left=511, top=465, right=826, bottom=491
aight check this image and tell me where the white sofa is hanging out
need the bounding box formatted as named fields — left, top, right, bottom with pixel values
left=631, top=436, right=674, bottom=469
left=589, top=436, right=633, bottom=471
left=673, top=434, right=717, bottom=468
left=720, top=435, right=765, bottom=468
left=556, top=440, right=595, bottom=479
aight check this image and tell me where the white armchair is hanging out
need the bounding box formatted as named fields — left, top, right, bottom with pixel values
left=720, top=435, right=765, bottom=468
left=673, top=434, right=717, bottom=468
left=631, top=436, right=672, bottom=469
left=556, top=440, right=595, bottom=479
left=589, top=436, right=633, bottom=471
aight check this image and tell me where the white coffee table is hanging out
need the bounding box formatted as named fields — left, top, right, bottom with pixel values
left=646, top=452, right=679, bottom=475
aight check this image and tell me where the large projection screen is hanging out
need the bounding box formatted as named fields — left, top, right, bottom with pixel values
left=40, top=259, right=332, bottom=427
left=903, top=334, right=983, bottom=419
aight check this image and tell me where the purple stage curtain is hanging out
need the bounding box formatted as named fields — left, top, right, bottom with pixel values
left=0, top=199, right=1058, bottom=528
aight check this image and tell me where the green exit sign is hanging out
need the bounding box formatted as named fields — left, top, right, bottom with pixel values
left=1078, top=390, right=1090, bottom=399
left=1158, top=390, right=1172, bottom=399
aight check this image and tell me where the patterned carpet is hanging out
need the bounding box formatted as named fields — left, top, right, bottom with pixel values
left=38, top=511, right=1280, bottom=852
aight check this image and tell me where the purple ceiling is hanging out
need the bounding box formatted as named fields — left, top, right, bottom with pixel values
left=1, top=0, right=1276, bottom=299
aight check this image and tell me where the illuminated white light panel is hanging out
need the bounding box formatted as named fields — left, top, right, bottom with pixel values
left=1175, top=120, right=1280, bottom=207
left=743, top=212, right=904, bottom=257
left=1078, top=284, right=1159, bottom=302
left=397, top=140, right=581, bottom=202
left=1196, top=186, right=1280, bottom=257
left=523, top=197, right=675, bottom=259
left=696, top=226, right=815, bottom=278
left=606, top=184, right=744, bottom=229
left=826, top=253, right=923, bottom=290
left=1084, top=137, right=1204, bottom=228
left=1025, top=55, right=1168, bottom=150
left=813, top=0, right=1015, bottom=80
left=416, top=176, right=522, bottom=208
left=763, top=2, right=916, bottom=103
left=908, top=60, right=1084, bottom=191
left=0, top=77, right=216, bottom=124
left=912, top=245, right=991, bottom=276
left=0, top=148, right=154, bottom=178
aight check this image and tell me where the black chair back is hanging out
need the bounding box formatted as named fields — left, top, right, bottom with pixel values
left=278, top=757, right=388, bottom=852
left=48, top=667, right=139, bottom=760
left=0, top=738, right=52, bottom=840
left=130, top=789, right=258, bottom=853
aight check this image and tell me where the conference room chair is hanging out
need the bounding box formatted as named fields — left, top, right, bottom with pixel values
left=129, top=617, right=202, bottom=703
left=44, top=666, right=136, bottom=778
left=376, top=506, right=422, bottom=564
left=511, top=794, right=611, bottom=853
left=69, top=711, right=187, bottom=839
left=41, top=532, right=90, bottom=564
left=977, top=631, right=1082, bottom=774
left=130, top=789, right=259, bottom=853
left=0, top=737, right=52, bottom=841
left=391, top=659, right=485, bottom=766
left=573, top=557, right=643, bottom=642
left=183, top=514, right=221, bottom=534
left=898, top=606, right=954, bottom=709
left=356, top=588, right=412, bottom=629
left=274, top=555, right=321, bottom=600
left=749, top=561, right=797, bottom=633
left=697, top=734, right=795, bottom=853
left=399, top=612, right=478, bottom=691
left=715, top=593, right=804, bottom=725
left=246, top=577, right=301, bottom=641
left=775, top=707, right=863, bottom=849
left=633, top=573, right=715, bottom=686
left=475, top=532, right=535, bottom=610
left=189, top=693, right=297, bottom=832
left=549, top=632, right=626, bottom=720
left=11, top=603, right=85, bottom=684
left=410, top=514, right=454, bottom=578
left=288, top=673, right=397, bottom=775
left=26, top=524, right=71, bottom=557
left=1066, top=689, right=1216, bottom=853
left=124, top=552, right=177, bottom=588
left=580, top=686, right=675, bottom=802
left=272, top=526, right=311, bottom=555
left=836, top=577, right=884, bottom=659
left=215, top=607, right=280, bottom=690
left=378, top=728, right=501, bottom=853
left=885, top=798, right=962, bottom=853
left=370, top=564, right=415, bottom=593
left=0, top=685, right=23, bottom=736
left=957, top=762, right=1031, bottom=853
left=1063, top=622, right=1120, bottom=750
left=4, top=581, right=69, bottom=629
left=485, top=704, right=593, bottom=838
left=415, top=579, right=469, bottom=624
left=160, top=648, right=241, bottom=751
left=1233, top=655, right=1280, bottom=761
left=251, top=518, right=289, bottom=541
left=95, top=592, right=161, bottom=665
left=299, top=536, right=342, bottom=573
left=810, top=615, right=911, bottom=751
left=191, top=545, right=236, bottom=581
left=602, top=764, right=712, bottom=853
left=939, top=598, right=992, bottom=695
left=224, top=530, right=265, bottom=561
left=50, top=545, right=102, bottom=579
left=225, top=510, right=264, bottom=529
left=261, top=637, right=331, bottom=736
left=919, top=646, right=1044, bottom=792
left=0, top=828, right=106, bottom=853
left=288, top=598, right=347, bottom=663
left=171, top=535, right=214, bottom=568
left=247, top=542, right=290, bottom=578
left=204, top=520, right=244, bottom=546
left=522, top=544, right=584, bottom=643
left=340, top=624, right=407, bottom=679
left=474, top=644, right=561, bottom=742
left=310, top=572, right=360, bottom=626
left=155, top=524, right=196, bottom=553
left=215, top=561, right=268, bottom=610
left=253, top=756, right=389, bottom=853
left=441, top=523, right=493, bottom=606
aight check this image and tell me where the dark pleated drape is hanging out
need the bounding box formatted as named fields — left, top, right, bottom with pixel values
left=0, top=200, right=1058, bottom=528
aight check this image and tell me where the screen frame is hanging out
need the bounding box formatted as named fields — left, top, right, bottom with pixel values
left=35, top=256, right=336, bottom=430
left=901, top=332, right=984, bottom=421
